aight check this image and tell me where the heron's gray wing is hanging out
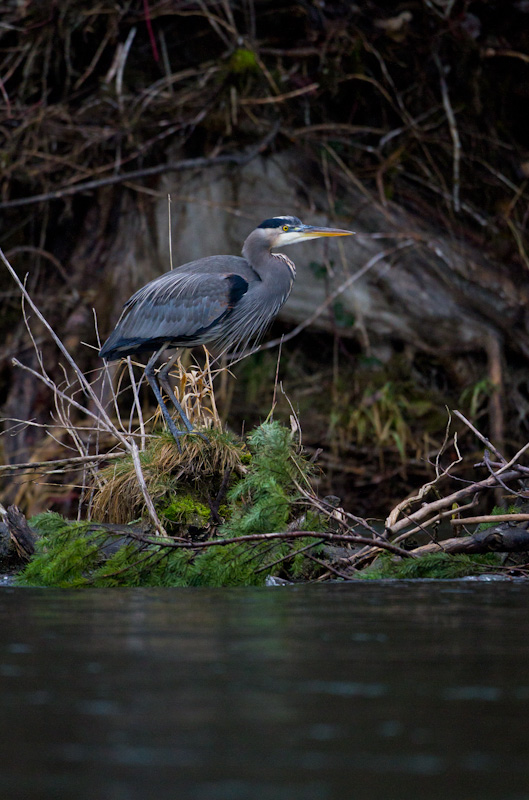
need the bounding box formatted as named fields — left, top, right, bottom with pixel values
left=100, top=267, right=249, bottom=358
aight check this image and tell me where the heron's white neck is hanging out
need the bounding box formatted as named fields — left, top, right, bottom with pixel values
left=242, top=229, right=296, bottom=285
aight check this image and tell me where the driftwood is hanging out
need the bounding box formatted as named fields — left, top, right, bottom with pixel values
left=3, top=505, right=36, bottom=560
left=411, top=523, right=529, bottom=557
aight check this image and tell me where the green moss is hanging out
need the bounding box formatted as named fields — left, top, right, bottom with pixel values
left=16, top=513, right=105, bottom=587
left=162, top=496, right=211, bottom=525
left=228, top=48, right=258, bottom=74
left=360, top=551, right=501, bottom=580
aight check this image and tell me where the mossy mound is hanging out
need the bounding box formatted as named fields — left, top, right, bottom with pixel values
left=15, top=421, right=327, bottom=587
left=91, top=427, right=248, bottom=529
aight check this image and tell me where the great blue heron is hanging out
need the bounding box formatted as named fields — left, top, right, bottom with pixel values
left=100, top=215, right=354, bottom=445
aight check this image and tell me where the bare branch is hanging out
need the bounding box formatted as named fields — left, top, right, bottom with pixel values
left=387, top=469, right=522, bottom=537
left=0, top=452, right=124, bottom=475
left=132, top=528, right=415, bottom=558
left=0, top=124, right=280, bottom=210
left=453, top=409, right=505, bottom=463
left=435, top=54, right=461, bottom=212
left=450, top=513, right=529, bottom=526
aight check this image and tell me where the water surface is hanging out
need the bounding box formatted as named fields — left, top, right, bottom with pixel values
left=1, top=582, right=528, bottom=799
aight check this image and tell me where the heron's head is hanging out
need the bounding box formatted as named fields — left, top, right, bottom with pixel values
left=256, top=215, right=354, bottom=248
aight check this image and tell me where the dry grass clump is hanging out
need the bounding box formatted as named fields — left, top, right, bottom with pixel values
left=92, top=348, right=245, bottom=525
left=115, top=349, right=224, bottom=436
left=91, top=428, right=247, bottom=525
left=163, top=352, right=222, bottom=429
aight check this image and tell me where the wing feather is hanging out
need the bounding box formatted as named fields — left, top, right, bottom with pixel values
left=100, top=261, right=250, bottom=358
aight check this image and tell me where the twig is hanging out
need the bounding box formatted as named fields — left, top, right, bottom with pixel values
left=387, top=469, right=522, bottom=536
left=11, top=359, right=114, bottom=435
left=483, top=48, right=529, bottom=65
left=392, top=498, right=479, bottom=543
left=2, top=250, right=111, bottom=422
left=0, top=452, right=124, bottom=475
left=435, top=410, right=454, bottom=478
left=424, top=0, right=457, bottom=20
left=116, top=27, right=136, bottom=109
left=271, top=336, right=284, bottom=415
left=132, top=529, right=415, bottom=558
left=495, top=441, right=529, bottom=476
left=129, top=442, right=164, bottom=534
left=453, top=409, right=505, bottom=463
left=143, top=0, right=160, bottom=63
left=168, top=194, right=174, bottom=270
left=0, top=123, right=280, bottom=210
left=11, top=359, right=165, bottom=534
left=435, top=54, right=461, bottom=212
left=347, top=498, right=480, bottom=569
left=0, top=75, right=11, bottom=116
left=281, top=381, right=302, bottom=448
left=255, top=538, right=324, bottom=574
left=196, top=0, right=234, bottom=48
left=483, top=450, right=518, bottom=497
left=450, top=514, right=529, bottom=526
left=1, top=247, right=166, bottom=534
left=239, top=83, right=318, bottom=105
left=6, top=246, right=79, bottom=298
left=74, top=26, right=115, bottom=90
left=386, top=423, right=462, bottom=529
left=411, top=526, right=529, bottom=556
left=295, top=481, right=381, bottom=538
left=305, top=551, right=353, bottom=581
left=127, top=357, right=146, bottom=449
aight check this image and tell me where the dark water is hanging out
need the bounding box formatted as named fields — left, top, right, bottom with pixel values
left=1, top=582, right=528, bottom=800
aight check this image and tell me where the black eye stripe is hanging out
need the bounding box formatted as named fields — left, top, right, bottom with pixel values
left=257, top=216, right=302, bottom=229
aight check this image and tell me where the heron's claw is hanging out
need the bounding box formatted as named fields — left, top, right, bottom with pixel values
left=164, top=417, right=209, bottom=450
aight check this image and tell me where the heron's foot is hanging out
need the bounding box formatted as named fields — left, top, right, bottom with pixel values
left=174, top=426, right=209, bottom=445
left=191, top=429, right=209, bottom=444
left=164, top=417, right=187, bottom=453
left=164, top=417, right=209, bottom=450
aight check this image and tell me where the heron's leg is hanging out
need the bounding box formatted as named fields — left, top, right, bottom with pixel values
left=144, top=351, right=187, bottom=451
left=157, top=350, right=193, bottom=433
left=158, top=351, right=209, bottom=442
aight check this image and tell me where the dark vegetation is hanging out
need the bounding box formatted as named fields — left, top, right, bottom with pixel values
left=2, top=1, right=529, bottom=583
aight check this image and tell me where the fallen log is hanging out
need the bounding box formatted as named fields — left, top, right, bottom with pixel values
left=5, top=505, right=36, bottom=560
left=410, top=523, right=529, bottom=557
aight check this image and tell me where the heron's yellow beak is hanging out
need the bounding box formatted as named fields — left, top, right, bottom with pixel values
left=299, top=225, right=354, bottom=238
left=278, top=224, right=354, bottom=245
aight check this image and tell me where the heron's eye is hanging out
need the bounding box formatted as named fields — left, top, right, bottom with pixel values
left=282, top=225, right=289, bottom=232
